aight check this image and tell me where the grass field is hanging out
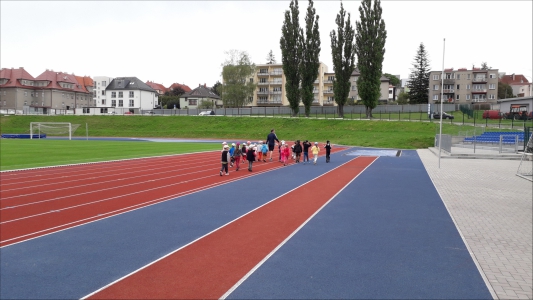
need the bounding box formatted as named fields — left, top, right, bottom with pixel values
left=1, top=114, right=529, bottom=170
left=0, top=140, right=221, bottom=171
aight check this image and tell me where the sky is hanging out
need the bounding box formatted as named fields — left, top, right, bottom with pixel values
left=2, top=1, right=532, bottom=89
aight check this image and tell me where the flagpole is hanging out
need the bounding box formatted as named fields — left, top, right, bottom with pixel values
left=438, top=38, right=445, bottom=168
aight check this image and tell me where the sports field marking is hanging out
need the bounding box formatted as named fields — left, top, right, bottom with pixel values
left=82, top=156, right=376, bottom=299
left=0, top=149, right=338, bottom=247
left=221, top=156, right=378, bottom=299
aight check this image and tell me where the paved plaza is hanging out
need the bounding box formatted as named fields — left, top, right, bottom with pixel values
left=418, top=150, right=532, bottom=299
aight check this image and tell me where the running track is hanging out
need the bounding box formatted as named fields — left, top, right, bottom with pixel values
left=0, top=147, right=492, bottom=299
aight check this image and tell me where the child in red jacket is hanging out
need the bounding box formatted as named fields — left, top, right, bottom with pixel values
left=281, top=143, right=290, bottom=166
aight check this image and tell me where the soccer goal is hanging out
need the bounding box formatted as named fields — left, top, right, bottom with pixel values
left=516, top=132, right=533, bottom=181
left=30, top=122, right=80, bottom=140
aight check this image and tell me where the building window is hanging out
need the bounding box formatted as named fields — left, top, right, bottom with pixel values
left=259, top=78, right=267, bottom=83
left=3, top=100, right=6, bottom=106
left=102, top=81, right=106, bottom=86
left=102, top=90, right=105, bottom=95
left=489, top=94, right=495, bottom=99
left=62, top=93, right=65, bottom=98
left=24, top=91, right=28, bottom=97
left=433, top=95, right=439, bottom=100
left=102, top=99, right=106, bottom=105
left=351, top=85, right=356, bottom=91
left=456, top=74, right=460, bottom=79
left=111, top=92, right=116, bottom=98
left=118, top=100, right=123, bottom=107
left=433, top=85, right=439, bottom=90
left=433, top=75, right=439, bottom=80
left=259, top=69, right=268, bottom=74
left=466, top=84, right=471, bottom=90
left=467, top=74, right=471, bottom=79
left=466, top=94, right=471, bottom=100
left=489, top=73, right=496, bottom=79
left=189, top=99, right=197, bottom=105
left=111, top=100, right=116, bottom=107
left=62, top=102, right=65, bottom=107
left=389, top=90, right=393, bottom=94
left=249, top=78, right=254, bottom=83
left=118, top=92, right=123, bottom=98
left=273, top=87, right=281, bottom=92
left=489, top=84, right=495, bottom=90
left=456, top=84, right=460, bottom=90
left=129, top=99, right=134, bottom=107
left=456, top=94, right=460, bottom=100
left=129, top=91, right=134, bottom=97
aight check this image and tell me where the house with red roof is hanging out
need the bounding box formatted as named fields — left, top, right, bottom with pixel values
left=145, top=81, right=168, bottom=96
left=169, top=83, right=192, bottom=93
left=499, top=74, right=532, bottom=97
left=180, top=84, right=221, bottom=109
left=0, top=67, right=93, bottom=114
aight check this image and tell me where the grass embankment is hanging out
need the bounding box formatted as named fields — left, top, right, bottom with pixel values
left=1, top=115, right=442, bottom=148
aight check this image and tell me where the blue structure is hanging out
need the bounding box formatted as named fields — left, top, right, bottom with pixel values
left=1, top=134, right=46, bottom=139
left=464, top=132, right=524, bottom=144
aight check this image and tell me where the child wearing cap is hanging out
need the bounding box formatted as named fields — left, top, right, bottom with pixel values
left=311, top=142, right=320, bottom=165
left=229, top=143, right=236, bottom=167
left=246, top=144, right=256, bottom=171
left=220, top=145, right=230, bottom=176
left=261, top=141, right=268, bottom=162
left=221, top=142, right=227, bottom=152
left=325, top=140, right=332, bottom=163
left=281, top=143, right=290, bottom=166
left=257, top=141, right=263, bottom=162
left=233, top=143, right=242, bottom=171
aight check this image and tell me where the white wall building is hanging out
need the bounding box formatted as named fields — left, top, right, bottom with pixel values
left=102, top=77, right=157, bottom=112
left=93, top=76, right=114, bottom=107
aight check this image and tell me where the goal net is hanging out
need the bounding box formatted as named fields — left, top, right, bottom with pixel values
left=30, top=122, right=80, bottom=140
left=516, top=132, right=533, bottom=181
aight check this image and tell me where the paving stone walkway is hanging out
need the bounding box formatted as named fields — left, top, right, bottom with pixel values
left=418, top=150, right=532, bottom=299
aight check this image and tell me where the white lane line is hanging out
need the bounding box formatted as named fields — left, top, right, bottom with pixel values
left=0, top=149, right=218, bottom=175
left=80, top=155, right=362, bottom=300
left=220, top=156, right=378, bottom=299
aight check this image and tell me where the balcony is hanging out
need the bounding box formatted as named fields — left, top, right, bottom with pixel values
left=472, top=77, right=487, bottom=83
left=270, top=81, right=282, bottom=85
left=324, top=90, right=334, bottom=94
left=314, top=80, right=319, bottom=83
left=257, top=91, right=269, bottom=95
left=257, top=99, right=282, bottom=106
left=472, top=89, right=487, bottom=93
left=323, top=100, right=335, bottom=106
left=443, top=79, right=455, bottom=85
left=257, top=72, right=269, bottom=76
left=313, top=90, right=319, bottom=94
left=270, top=91, right=282, bottom=95
left=324, top=80, right=333, bottom=84
left=270, top=71, right=283, bottom=76
left=472, top=98, right=487, bottom=103
left=442, top=89, right=455, bottom=93
left=258, top=81, right=269, bottom=85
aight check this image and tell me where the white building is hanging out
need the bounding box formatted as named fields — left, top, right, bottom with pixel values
left=93, top=76, right=114, bottom=107
left=102, top=77, right=158, bottom=112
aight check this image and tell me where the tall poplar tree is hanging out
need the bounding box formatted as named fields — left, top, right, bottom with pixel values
left=300, top=0, right=321, bottom=117
left=355, top=0, right=387, bottom=118
left=280, top=0, right=302, bottom=116
left=407, top=43, right=431, bottom=104
left=330, top=2, right=356, bottom=118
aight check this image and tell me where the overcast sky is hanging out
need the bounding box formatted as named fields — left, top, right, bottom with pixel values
left=2, top=1, right=532, bottom=89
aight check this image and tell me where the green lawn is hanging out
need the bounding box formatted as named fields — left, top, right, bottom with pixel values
left=1, top=114, right=529, bottom=170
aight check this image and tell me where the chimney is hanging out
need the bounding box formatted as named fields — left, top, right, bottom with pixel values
left=204, top=83, right=206, bottom=87
left=512, top=74, right=515, bottom=80
left=19, top=67, right=24, bottom=69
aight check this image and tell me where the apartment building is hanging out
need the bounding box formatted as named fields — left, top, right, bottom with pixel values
left=0, top=67, right=93, bottom=114
left=428, top=68, right=499, bottom=104
left=93, top=76, right=114, bottom=107
left=101, top=77, right=158, bottom=110
left=348, top=69, right=391, bottom=104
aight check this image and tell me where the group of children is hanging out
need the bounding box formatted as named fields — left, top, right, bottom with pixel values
left=220, top=140, right=332, bottom=176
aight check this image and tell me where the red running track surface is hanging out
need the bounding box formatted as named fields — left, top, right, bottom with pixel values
left=85, top=156, right=377, bottom=299
left=0, top=147, right=345, bottom=247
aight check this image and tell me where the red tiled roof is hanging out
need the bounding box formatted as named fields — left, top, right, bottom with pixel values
left=169, top=83, right=192, bottom=93
left=145, top=81, right=168, bottom=93
left=458, top=68, right=467, bottom=71
left=500, top=74, right=530, bottom=85
left=0, top=67, right=36, bottom=88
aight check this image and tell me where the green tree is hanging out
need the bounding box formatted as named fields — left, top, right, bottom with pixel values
left=330, top=2, right=355, bottom=118
left=300, top=0, right=321, bottom=117
left=407, top=43, right=431, bottom=104
left=397, top=91, right=409, bottom=104
left=498, top=81, right=514, bottom=99
left=220, top=50, right=257, bottom=108
left=383, top=73, right=400, bottom=87
left=160, top=96, right=180, bottom=109
left=198, top=99, right=214, bottom=109
left=481, top=62, right=491, bottom=70
left=266, top=50, right=277, bottom=64
left=211, top=81, right=222, bottom=96
left=280, top=0, right=302, bottom=116
left=354, top=0, right=387, bottom=118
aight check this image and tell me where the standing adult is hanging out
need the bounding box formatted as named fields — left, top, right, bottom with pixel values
left=266, top=129, right=280, bottom=162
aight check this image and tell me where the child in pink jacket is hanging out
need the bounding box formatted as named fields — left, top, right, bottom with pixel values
left=281, top=143, right=290, bottom=166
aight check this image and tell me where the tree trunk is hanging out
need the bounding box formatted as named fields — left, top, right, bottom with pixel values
left=338, top=105, right=344, bottom=118
left=366, top=106, right=373, bottom=118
